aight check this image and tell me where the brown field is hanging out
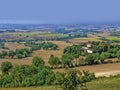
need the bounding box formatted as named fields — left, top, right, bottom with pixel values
left=0, top=41, right=71, bottom=66
left=69, top=37, right=101, bottom=43
left=32, top=41, right=72, bottom=65
left=5, top=42, right=29, bottom=51
left=54, top=63, right=120, bottom=77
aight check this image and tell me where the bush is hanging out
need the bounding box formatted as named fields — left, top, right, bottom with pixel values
left=1, top=62, right=13, bottom=74
left=32, top=57, right=45, bottom=67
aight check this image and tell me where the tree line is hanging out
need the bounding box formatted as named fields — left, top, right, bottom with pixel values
left=62, top=41, right=120, bottom=67
left=24, top=41, right=58, bottom=51
left=0, top=48, right=32, bottom=59
left=0, top=57, right=95, bottom=90
left=0, top=42, right=58, bottom=59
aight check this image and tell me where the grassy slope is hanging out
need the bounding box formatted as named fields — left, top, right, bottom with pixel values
left=0, top=76, right=120, bottom=90
left=87, top=76, right=120, bottom=90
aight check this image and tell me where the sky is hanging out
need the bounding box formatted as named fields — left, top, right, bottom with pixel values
left=0, top=0, right=120, bottom=24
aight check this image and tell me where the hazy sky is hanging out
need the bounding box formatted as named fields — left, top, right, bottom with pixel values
left=0, top=0, right=120, bottom=24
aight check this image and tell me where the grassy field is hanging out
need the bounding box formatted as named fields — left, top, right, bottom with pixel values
left=69, top=37, right=101, bottom=43
left=0, top=75, right=120, bottom=90
left=0, top=32, right=68, bottom=41
left=106, top=37, right=120, bottom=41
left=87, top=76, right=120, bottom=90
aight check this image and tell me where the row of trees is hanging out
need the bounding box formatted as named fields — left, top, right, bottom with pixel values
left=0, top=42, right=58, bottom=59
left=62, top=42, right=120, bottom=67
left=25, top=41, right=58, bottom=51
left=0, top=57, right=95, bottom=90
left=48, top=51, right=120, bottom=69
left=0, top=48, right=32, bottom=59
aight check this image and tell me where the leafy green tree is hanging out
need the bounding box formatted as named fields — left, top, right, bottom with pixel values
left=8, top=50, right=15, bottom=58
left=16, top=53, right=23, bottom=59
left=48, top=55, right=61, bottom=68
left=62, top=70, right=79, bottom=90
left=32, top=57, right=44, bottom=67
left=62, top=54, right=73, bottom=67
left=60, top=70, right=95, bottom=90
left=100, top=52, right=110, bottom=63
left=85, top=55, right=95, bottom=65
left=93, top=53, right=100, bottom=64
left=1, top=62, right=13, bottom=74
left=33, top=68, right=55, bottom=85
left=117, top=50, right=120, bottom=60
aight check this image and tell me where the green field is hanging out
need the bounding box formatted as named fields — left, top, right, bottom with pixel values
left=107, top=37, right=120, bottom=41
left=7, top=32, right=68, bottom=38
left=0, top=76, right=120, bottom=90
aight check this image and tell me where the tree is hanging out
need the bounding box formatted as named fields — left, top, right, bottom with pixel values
left=85, top=55, right=95, bottom=65
left=117, top=50, right=120, bottom=61
left=100, top=52, right=110, bottom=63
left=8, top=50, right=15, bottom=58
left=61, top=54, right=73, bottom=68
left=16, top=53, right=23, bottom=59
left=1, top=62, right=13, bottom=74
left=62, top=70, right=79, bottom=90
left=60, top=70, right=95, bottom=90
left=93, top=53, right=100, bottom=64
left=48, top=55, right=61, bottom=68
left=32, top=57, right=44, bottom=67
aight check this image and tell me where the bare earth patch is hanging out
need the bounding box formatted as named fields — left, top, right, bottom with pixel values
left=54, top=63, right=120, bottom=77
left=5, top=42, right=29, bottom=51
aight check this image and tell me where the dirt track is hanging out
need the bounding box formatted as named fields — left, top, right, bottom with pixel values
left=54, top=63, right=120, bottom=77
left=95, top=70, right=120, bottom=77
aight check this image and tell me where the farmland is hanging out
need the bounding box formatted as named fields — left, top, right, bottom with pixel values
left=0, top=25, right=120, bottom=90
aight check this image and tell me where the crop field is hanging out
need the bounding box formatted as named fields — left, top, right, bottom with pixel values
left=11, top=32, right=68, bottom=38
left=69, top=37, right=101, bottom=43
left=0, top=75, right=120, bottom=90
left=106, top=37, right=120, bottom=41
left=0, top=32, right=68, bottom=41
left=0, top=41, right=71, bottom=66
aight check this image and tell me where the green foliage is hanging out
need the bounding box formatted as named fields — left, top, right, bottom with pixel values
left=0, top=48, right=32, bottom=59
left=60, top=70, right=95, bottom=90
left=117, top=50, right=120, bottom=60
left=25, top=41, right=58, bottom=51
left=61, top=53, right=73, bottom=67
left=1, top=62, right=13, bottom=74
left=1, top=51, right=8, bottom=58
left=85, top=55, right=95, bottom=65
left=64, top=45, right=81, bottom=57
left=0, top=64, right=56, bottom=87
left=8, top=50, right=15, bottom=58
left=79, top=58, right=86, bottom=66
left=0, top=61, right=95, bottom=89
left=32, top=57, right=45, bottom=67
left=48, top=55, right=61, bottom=68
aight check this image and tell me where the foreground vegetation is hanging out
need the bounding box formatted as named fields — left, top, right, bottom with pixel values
left=0, top=75, right=120, bottom=90
left=0, top=59, right=95, bottom=90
